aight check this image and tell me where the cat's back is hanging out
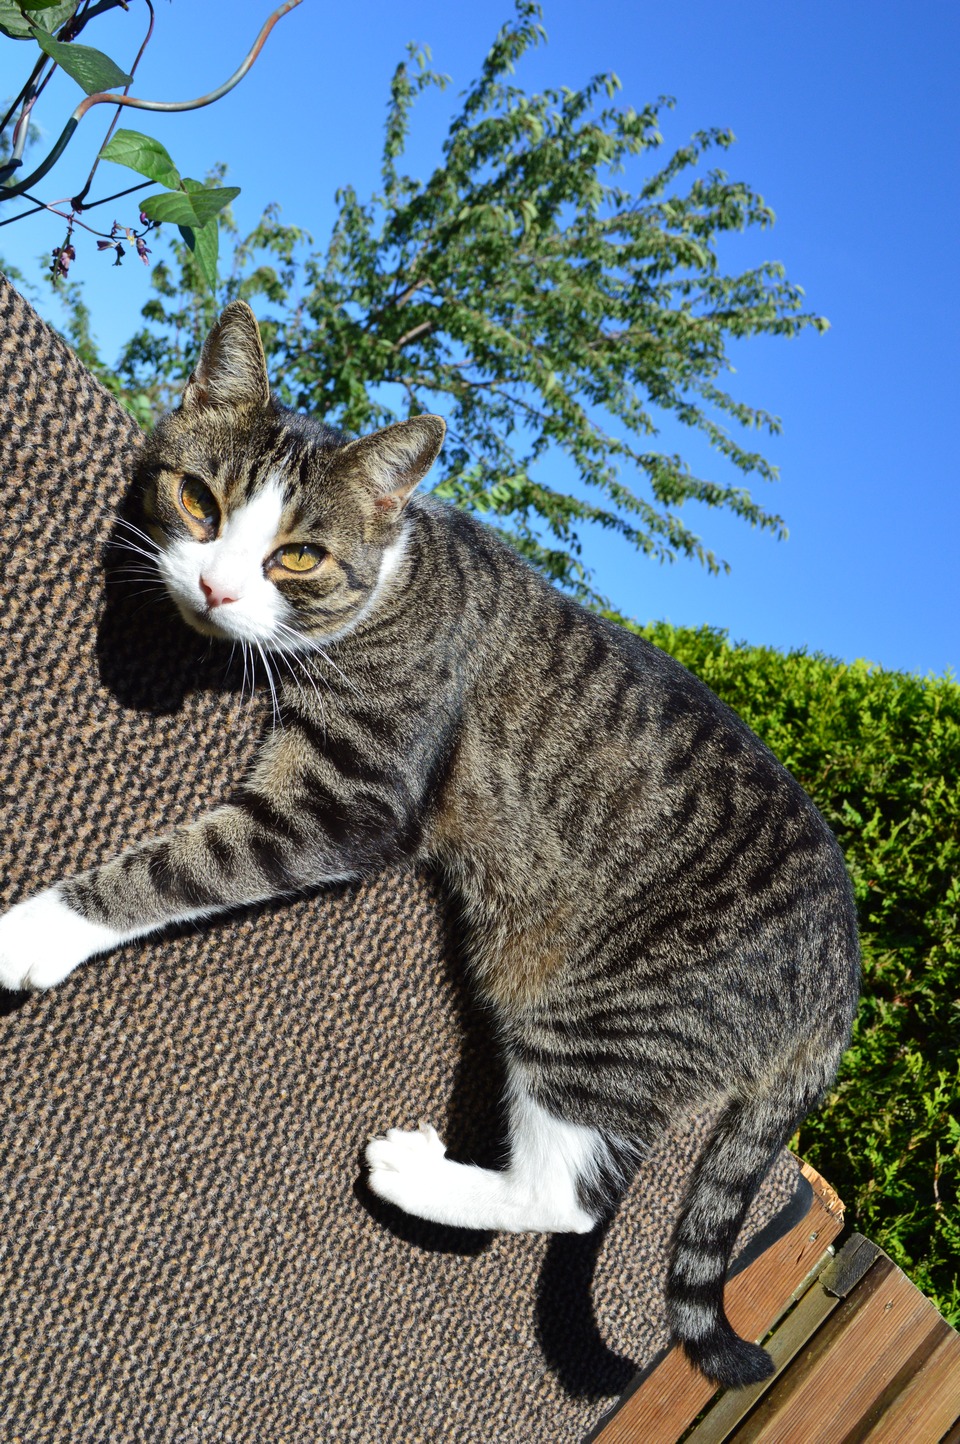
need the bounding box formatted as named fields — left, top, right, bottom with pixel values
left=408, top=496, right=851, bottom=920
left=408, top=495, right=801, bottom=800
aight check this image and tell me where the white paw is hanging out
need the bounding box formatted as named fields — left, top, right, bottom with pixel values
left=0, top=888, right=121, bottom=992
left=365, top=1122, right=449, bottom=1215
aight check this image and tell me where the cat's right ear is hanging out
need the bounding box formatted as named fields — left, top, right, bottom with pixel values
left=332, top=416, right=446, bottom=518
left=180, top=300, right=270, bottom=414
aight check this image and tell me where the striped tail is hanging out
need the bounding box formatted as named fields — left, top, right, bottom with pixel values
left=665, top=1085, right=817, bottom=1389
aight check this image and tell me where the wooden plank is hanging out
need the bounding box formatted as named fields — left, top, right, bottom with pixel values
left=857, top=1324, right=960, bottom=1444
left=731, top=1257, right=954, bottom=1443
left=591, top=1167, right=844, bottom=1444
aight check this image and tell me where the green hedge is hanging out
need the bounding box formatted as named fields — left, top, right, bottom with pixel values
left=632, top=622, right=960, bottom=1323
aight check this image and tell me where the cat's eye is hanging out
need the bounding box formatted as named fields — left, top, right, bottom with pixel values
left=273, top=543, right=325, bottom=574
left=179, top=476, right=220, bottom=535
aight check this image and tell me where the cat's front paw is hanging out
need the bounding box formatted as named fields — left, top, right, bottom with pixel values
left=365, top=1122, right=449, bottom=1216
left=0, top=888, right=120, bottom=992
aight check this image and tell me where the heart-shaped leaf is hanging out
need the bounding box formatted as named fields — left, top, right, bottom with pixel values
left=180, top=178, right=240, bottom=227
left=142, top=187, right=239, bottom=229
left=140, top=184, right=239, bottom=229
left=138, top=190, right=197, bottom=227
left=100, top=129, right=181, bottom=190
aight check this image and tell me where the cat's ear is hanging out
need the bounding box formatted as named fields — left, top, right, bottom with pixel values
left=335, top=416, right=446, bottom=516
left=180, top=300, right=270, bottom=413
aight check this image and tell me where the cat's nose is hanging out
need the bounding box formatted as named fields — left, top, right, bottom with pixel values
left=199, top=576, right=237, bottom=608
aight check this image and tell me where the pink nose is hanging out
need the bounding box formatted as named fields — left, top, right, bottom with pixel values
left=200, top=576, right=237, bottom=608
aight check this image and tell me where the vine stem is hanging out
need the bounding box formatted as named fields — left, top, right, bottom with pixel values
left=75, top=0, right=305, bottom=118
left=0, top=180, right=149, bottom=228
left=72, top=0, right=157, bottom=210
left=1, top=1, right=305, bottom=201
left=20, top=190, right=142, bottom=240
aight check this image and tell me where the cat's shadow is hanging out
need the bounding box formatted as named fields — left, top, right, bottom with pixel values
left=96, top=486, right=250, bottom=715
left=97, top=486, right=635, bottom=1401
left=357, top=890, right=636, bottom=1401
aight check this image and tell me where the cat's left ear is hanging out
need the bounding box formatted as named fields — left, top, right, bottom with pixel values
left=180, top=300, right=270, bottom=413
left=336, top=416, right=446, bottom=516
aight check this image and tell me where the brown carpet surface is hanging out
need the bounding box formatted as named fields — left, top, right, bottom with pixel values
left=0, top=275, right=805, bottom=1443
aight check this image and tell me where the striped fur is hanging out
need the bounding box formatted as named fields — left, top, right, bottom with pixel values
left=0, top=302, right=860, bottom=1388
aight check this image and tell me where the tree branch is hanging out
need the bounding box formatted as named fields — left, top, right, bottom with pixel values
left=393, top=318, right=436, bottom=349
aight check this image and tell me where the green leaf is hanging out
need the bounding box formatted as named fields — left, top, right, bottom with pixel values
left=100, top=129, right=181, bottom=190
left=0, top=0, right=76, bottom=38
left=140, top=184, right=239, bottom=230
left=180, top=178, right=240, bottom=227
left=178, top=220, right=219, bottom=295
left=138, top=190, right=198, bottom=228
left=30, top=29, right=132, bottom=94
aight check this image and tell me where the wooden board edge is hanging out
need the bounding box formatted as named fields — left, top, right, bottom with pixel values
left=799, top=1158, right=844, bottom=1218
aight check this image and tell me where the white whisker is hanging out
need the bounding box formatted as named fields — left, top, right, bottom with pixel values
left=255, top=640, right=283, bottom=731
left=103, top=559, right=165, bottom=591
left=241, top=640, right=253, bottom=709
left=112, top=586, right=168, bottom=604
left=113, top=517, right=159, bottom=550
left=108, top=566, right=162, bottom=581
left=269, top=633, right=328, bottom=740
left=312, top=643, right=359, bottom=694
left=271, top=620, right=360, bottom=697
left=112, top=536, right=160, bottom=565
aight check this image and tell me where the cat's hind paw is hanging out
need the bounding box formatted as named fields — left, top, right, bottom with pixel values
left=365, top=1122, right=449, bottom=1217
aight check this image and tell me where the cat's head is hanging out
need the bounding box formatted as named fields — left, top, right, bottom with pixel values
left=139, top=300, right=445, bottom=651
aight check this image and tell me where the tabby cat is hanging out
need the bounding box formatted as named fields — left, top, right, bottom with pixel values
left=0, top=302, right=860, bottom=1389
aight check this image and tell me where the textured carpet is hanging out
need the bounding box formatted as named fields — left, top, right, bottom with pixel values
left=0, top=274, right=806, bottom=1443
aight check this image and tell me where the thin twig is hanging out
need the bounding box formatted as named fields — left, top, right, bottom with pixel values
left=394, top=318, right=436, bottom=350
left=0, top=200, right=46, bottom=227
left=19, top=190, right=124, bottom=240
left=72, top=178, right=151, bottom=211
left=7, top=56, right=57, bottom=167
left=0, top=52, right=47, bottom=141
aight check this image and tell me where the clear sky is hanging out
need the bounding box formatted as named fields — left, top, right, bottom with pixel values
left=2, top=1, right=957, bottom=677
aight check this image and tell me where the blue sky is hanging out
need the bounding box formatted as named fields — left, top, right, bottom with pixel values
left=2, top=1, right=957, bottom=676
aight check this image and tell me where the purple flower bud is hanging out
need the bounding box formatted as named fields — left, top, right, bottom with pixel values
left=136, top=236, right=150, bottom=264
left=51, top=242, right=77, bottom=279
left=97, top=239, right=115, bottom=251
left=113, top=242, right=125, bottom=267
left=139, top=212, right=150, bottom=227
